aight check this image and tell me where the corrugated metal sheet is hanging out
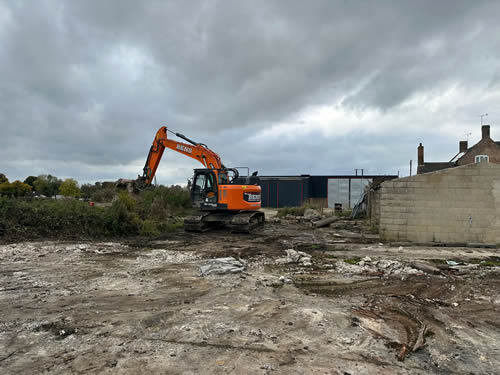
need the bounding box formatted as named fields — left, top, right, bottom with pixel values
left=350, top=178, right=372, bottom=207
left=327, top=177, right=372, bottom=209
left=258, top=175, right=397, bottom=208
left=259, top=178, right=307, bottom=208
left=327, top=178, right=349, bottom=209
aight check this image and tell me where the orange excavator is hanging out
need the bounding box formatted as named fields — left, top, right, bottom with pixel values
left=137, top=126, right=265, bottom=232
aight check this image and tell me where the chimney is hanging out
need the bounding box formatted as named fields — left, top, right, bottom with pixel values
left=482, top=125, right=490, bottom=140
left=459, top=140, right=468, bottom=153
left=417, top=143, right=424, bottom=166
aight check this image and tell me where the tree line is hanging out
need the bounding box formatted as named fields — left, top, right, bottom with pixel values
left=0, top=173, right=116, bottom=201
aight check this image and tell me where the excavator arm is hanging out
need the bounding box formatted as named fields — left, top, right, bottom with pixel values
left=139, top=126, right=224, bottom=186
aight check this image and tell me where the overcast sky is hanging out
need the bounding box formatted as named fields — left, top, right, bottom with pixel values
left=1, top=0, right=500, bottom=185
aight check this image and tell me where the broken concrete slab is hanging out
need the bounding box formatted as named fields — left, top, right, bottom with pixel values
left=313, top=216, right=340, bottom=228
left=199, top=257, right=246, bottom=276
left=409, top=262, right=442, bottom=274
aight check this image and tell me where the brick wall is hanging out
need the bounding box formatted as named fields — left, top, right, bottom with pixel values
left=378, top=163, right=500, bottom=244
left=457, top=138, right=500, bottom=165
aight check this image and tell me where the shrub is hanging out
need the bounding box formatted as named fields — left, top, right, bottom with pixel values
left=91, top=188, right=116, bottom=202
left=0, top=184, right=191, bottom=240
left=117, top=191, right=137, bottom=211
left=138, top=185, right=191, bottom=219
left=0, top=197, right=140, bottom=240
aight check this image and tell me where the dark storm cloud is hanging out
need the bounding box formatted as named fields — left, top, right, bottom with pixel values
left=1, top=0, right=500, bottom=183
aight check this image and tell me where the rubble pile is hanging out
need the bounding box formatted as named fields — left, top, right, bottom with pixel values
left=276, top=249, right=312, bottom=266
left=135, top=249, right=200, bottom=270
left=336, top=256, right=424, bottom=276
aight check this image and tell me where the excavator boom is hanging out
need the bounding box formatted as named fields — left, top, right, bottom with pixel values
left=140, top=126, right=224, bottom=185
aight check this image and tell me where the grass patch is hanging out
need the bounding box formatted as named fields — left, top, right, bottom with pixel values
left=479, top=257, right=500, bottom=267
left=344, top=257, right=362, bottom=265
left=337, top=209, right=353, bottom=218
left=276, top=204, right=320, bottom=218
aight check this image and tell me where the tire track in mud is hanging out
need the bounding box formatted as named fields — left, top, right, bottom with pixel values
left=294, top=272, right=500, bottom=365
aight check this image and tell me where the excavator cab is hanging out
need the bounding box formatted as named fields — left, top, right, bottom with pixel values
left=191, top=169, right=218, bottom=209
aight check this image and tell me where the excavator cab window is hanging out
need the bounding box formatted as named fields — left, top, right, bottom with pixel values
left=191, top=170, right=217, bottom=208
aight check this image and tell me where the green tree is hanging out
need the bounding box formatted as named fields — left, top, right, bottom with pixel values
left=11, top=180, right=32, bottom=196
left=59, top=178, right=81, bottom=197
left=33, top=174, right=62, bottom=197
left=0, top=180, right=32, bottom=197
left=80, top=183, right=95, bottom=199
left=0, top=182, right=12, bottom=196
left=23, top=176, right=37, bottom=188
left=0, top=173, right=8, bottom=184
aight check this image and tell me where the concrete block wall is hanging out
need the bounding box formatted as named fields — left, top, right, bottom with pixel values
left=379, top=163, right=500, bottom=244
left=368, top=188, right=380, bottom=228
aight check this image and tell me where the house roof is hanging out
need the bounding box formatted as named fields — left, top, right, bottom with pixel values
left=449, top=152, right=465, bottom=162
left=417, top=162, right=455, bottom=174
left=455, top=136, right=500, bottom=164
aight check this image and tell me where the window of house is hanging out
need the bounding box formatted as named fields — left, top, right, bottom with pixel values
left=475, top=155, right=489, bottom=163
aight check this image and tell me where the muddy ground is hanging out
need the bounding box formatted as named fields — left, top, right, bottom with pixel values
left=1, top=219, right=499, bottom=374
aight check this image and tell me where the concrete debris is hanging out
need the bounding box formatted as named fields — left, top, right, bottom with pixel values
left=276, top=249, right=313, bottom=266
left=336, top=258, right=423, bottom=276
left=135, top=249, right=200, bottom=270
left=199, top=257, right=246, bottom=276
left=313, top=216, right=340, bottom=228
left=409, top=262, right=442, bottom=274
left=279, top=276, right=292, bottom=284
left=304, top=208, right=321, bottom=220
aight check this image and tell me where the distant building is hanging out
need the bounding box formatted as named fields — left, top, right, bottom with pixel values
left=259, top=174, right=397, bottom=209
left=417, top=125, right=500, bottom=174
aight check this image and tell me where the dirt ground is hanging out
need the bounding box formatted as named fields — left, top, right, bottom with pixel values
left=1, top=219, right=499, bottom=374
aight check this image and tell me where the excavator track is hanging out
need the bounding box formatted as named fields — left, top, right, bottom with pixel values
left=229, top=211, right=265, bottom=233
left=183, top=213, right=212, bottom=232
left=184, top=211, right=265, bottom=233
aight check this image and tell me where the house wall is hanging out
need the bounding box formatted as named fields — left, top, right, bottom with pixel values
left=457, top=138, right=500, bottom=165
left=378, top=163, right=500, bottom=244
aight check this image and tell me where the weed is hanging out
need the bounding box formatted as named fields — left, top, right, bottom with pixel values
left=479, top=259, right=500, bottom=267
left=344, top=257, right=362, bottom=265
